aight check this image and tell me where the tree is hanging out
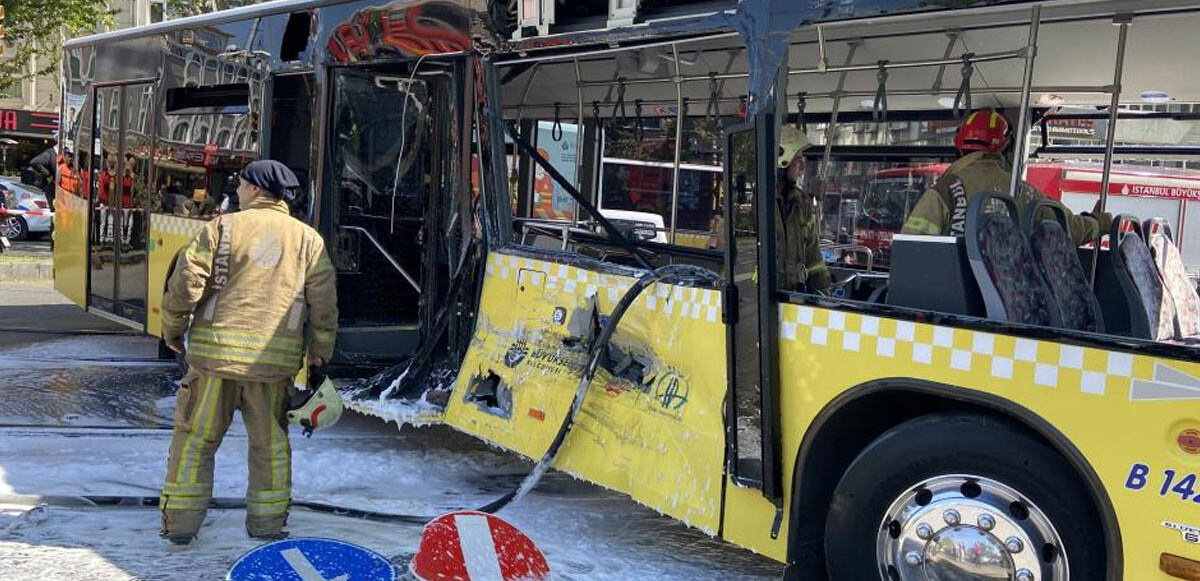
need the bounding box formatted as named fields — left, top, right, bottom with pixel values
left=164, top=0, right=266, bottom=18
left=0, top=0, right=114, bottom=93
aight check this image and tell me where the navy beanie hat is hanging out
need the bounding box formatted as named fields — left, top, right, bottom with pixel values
left=240, top=160, right=299, bottom=200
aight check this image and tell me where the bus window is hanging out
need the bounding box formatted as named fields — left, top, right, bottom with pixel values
left=599, top=117, right=724, bottom=248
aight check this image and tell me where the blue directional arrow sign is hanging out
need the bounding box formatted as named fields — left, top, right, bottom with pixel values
left=227, top=537, right=397, bottom=581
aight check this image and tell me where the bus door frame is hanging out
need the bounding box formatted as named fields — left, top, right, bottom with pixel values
left=722, top=107, right=784, bottom=505
left=87, top=76, right=159, bottom=330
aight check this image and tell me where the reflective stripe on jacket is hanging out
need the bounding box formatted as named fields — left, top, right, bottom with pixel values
left=162, top=197, right=338, bottom=381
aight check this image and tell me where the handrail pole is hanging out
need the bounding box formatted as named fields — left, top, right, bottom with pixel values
left=1008, top=5, right=1041, bottom=199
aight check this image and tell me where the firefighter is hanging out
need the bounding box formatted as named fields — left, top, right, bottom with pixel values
left=159, top=160, right=338, bottom=545
left=902, top=109, right=1111, bottom=244
left=777, top=126, right=831, bottom=294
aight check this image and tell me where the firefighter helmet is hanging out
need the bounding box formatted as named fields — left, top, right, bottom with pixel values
left=287, top=368, right=343, bottom=437
left=778, top=126, right=812, bottom=168
left=954, top=109, right=1009, bottom=153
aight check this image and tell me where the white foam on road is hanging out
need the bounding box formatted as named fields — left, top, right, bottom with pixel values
left=0, top=418, right=781, bottom=581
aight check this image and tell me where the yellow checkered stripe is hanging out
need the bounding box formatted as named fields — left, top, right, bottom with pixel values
left=485, top=252, right=722, bottom=324
left=780, top=305, right=1138, bottom=396
left=151, top=213, right=208, bottom=238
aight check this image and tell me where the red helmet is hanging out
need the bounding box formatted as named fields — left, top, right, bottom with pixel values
left=954, top=110, right=1009, bottom=152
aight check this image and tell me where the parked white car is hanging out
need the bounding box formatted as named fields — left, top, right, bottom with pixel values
left=0, top=178, right=53, bottom=240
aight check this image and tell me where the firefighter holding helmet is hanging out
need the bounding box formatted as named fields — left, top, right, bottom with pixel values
left=902, top=109, right=1111, bottom=244
left=777, top=125, right=831, bottom=294
left=158, top=160, right=339, bottom=545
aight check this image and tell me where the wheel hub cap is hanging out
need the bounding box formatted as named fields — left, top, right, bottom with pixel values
left=877, top=475, right=1068, bottom=581
left=924, top=524, right=1012, bottom=580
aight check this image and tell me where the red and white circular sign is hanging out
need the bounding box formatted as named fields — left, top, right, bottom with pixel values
left=410, top=511, right=550, bottom=581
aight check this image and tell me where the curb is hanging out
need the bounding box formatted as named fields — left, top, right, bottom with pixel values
left=0, top=260, right=53, bottom=281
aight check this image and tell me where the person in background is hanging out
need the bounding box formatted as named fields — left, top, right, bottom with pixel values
left=776, top=126, right=831, bottom=294
left=158, top=160, right=338, bottom=545
left=902, top=109, right=1111, bottom=244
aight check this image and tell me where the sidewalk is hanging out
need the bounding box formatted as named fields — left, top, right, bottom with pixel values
left=0, top=256, right=53, bottom=281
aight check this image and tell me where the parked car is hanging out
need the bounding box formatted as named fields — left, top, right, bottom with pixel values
left=0, top=178, right=53, bottom=240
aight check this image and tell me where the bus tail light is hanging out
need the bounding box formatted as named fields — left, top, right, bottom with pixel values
left=1161, top=553, right=1200, bottom=580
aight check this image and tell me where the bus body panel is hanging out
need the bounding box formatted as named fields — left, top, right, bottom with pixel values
left=145, top=213, right=208, bottom=338
left=52, top=190, right=90, bottom=308
left=721, top=476, right=789, bottom=560
left=777, top=302, right=1200, bottom=578
left=445, top=250, right=728, bottom=534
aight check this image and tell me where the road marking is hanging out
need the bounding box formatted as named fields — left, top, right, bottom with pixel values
left=281, top=547, right=350, bottom=581
left=455, top=513, right=504, bottom=581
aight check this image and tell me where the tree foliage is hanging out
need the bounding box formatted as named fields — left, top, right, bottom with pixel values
left=164, top=0, right=265, bottom=18
left=0, top=0, right=114, bottom=92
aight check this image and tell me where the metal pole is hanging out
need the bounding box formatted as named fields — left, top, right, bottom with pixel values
left=820, top=41, right=861, bottom=183
left=931, top=31, right=962, bottom=93
left=1008, top=5, right=1041, bottom=199
left=1090, top=14, right=1132, bottom=285
left=670, top=43, right=684, bottom=244
left=514, top=63, right=541, bottom=216
left=573, top=57, right=584, bottom=227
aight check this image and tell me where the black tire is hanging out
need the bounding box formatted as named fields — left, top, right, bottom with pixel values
left=2, top=215, right=28, bottom=240
left=825, top=413, right=1106, bottom=580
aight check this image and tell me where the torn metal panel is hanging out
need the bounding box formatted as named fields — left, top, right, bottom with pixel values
left=446, top=250, right=727, bottom=533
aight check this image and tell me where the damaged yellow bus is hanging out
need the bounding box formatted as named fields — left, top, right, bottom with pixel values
left=57, top=0, right=1200, bottom=579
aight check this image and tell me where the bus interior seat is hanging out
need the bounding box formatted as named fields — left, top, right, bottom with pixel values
left=1021, top=199, right=1104, bottom=333
left=885, top=233, right=984, bottom=317
left=965, top=191, right=1059, bottom=328
left=1093, top=216, right=1173, bottom=340
left=1145, top=218, right=1200, bottom=339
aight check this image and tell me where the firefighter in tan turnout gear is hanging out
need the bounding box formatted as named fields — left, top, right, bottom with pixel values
left=777, top=126, right=831, bottom=294
left=159, top=160, right=338, bottom=545
left=902, top=109, right=1111, bottom=244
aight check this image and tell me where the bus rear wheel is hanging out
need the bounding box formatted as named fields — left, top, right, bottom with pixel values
left=824, top=413, right=1105, bottom=581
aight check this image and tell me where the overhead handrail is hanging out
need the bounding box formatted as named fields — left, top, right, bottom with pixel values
left=795, top=92, right=807, bottom=131
left=573, top=47, right=1024, bottom=88
left=952, top=52, right=974, bottom=120
left=340, top=225, right=421, bottom=293
left=634, top=99, right=645, bottom=141
left=872, top=61, right=888, bottom=122
left=611, top=78, right=628, bottom=125
left=551, top=102, right=564, bottom=141
left=508, top=85, right=1113, bottom=112
left=706, top=72, right=721, bottom=122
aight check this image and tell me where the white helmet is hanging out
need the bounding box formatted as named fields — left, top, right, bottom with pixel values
left=287, top=370, right=344, bottom=437
left=778, top=125, right=812, bottom=169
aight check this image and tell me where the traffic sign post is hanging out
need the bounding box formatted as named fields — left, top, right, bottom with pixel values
left=228, top=538, right=397, bottom=581
left=410, top=511, right=550, bottom=581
